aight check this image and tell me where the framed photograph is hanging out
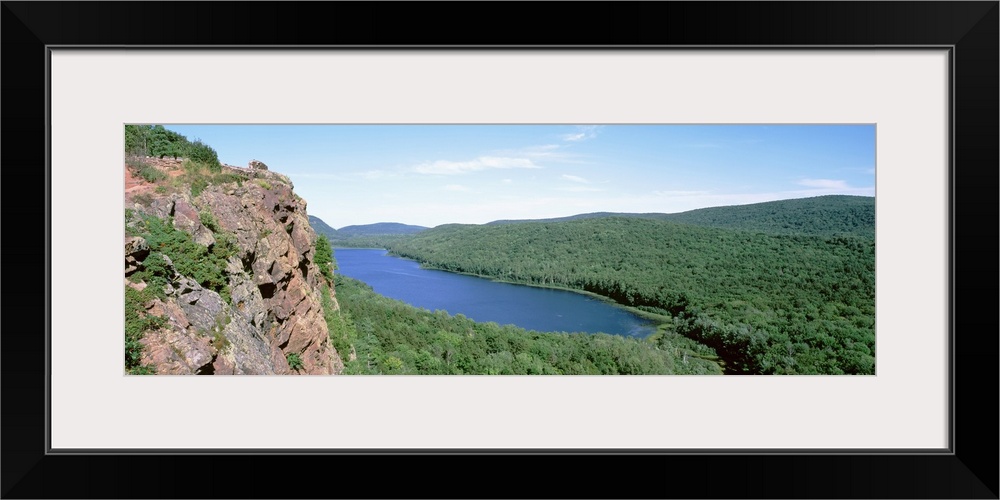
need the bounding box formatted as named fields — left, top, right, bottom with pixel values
left=4, top=2, right=996, bottom=498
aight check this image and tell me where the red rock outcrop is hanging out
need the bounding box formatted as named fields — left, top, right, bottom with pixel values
left=125, top=159, right=342, bottom=375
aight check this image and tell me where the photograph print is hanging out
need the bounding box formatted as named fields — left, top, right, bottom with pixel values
left=124, top=124, right=875, bottom=376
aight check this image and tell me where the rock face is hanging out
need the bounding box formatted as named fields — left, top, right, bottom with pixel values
left=124, top=236, right=149, bottom=276
left=125, top=159, right=341, bottom=375
left=172, top=198, right=215, bottom=247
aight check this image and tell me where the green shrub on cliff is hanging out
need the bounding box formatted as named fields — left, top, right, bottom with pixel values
left=175, top=159, right=243, bottom=198
left=212, top=172, right=244, bottom=187
left=126, top=156, right=166, bottom=183
left=124, top=285, right=163, bottom=375
left=190, top=178, right=208, bottom=197
left=138, top=214, right=232, bottom=304
left=188, top=139, right=221, bottom=171
left=315, top=234, right=356, bottom=364
left=320, top=281, right=356, bottom=366
left=286, top=353, right=304, bottom=370
left=199, top=210, right=220, bottom=232
left=314, top=235, right=335, bottom=282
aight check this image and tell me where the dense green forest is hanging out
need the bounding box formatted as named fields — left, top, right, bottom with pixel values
left=659, top=195, right=875, bottom=238
left=329, top=234, right=417, bottom=249
left=125, top=124, right=221, bottom=169
left=332, top=274, right=722, bottom=375
left=487, top=195, right=874, bottom=238
left=385, top=216, right=875, bottom=375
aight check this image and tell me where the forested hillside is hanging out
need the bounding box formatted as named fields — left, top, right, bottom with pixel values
left=386, top=217, right=875, bottom=374
left=487, top=195, right=874, bottom=238
left=661, top=195, right=875, bottom=238
left=333, top=275, right=722, bottom=375
left=308, top=215, right=338, bottom=239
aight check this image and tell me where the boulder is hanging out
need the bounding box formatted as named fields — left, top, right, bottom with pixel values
left=174, top=278, right=226, bottom=333
left=139, top=300, right=215, bottom=375
left=248, top=159, right=269, bottom=171
left=125, top=236, right=149, bottom=275
left=147, top=195, right=176, bottom=220
left=172, top=199, right=215, bottom=247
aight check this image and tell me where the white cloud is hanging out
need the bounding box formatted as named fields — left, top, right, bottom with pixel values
left=561, top=174, right=589, bottom=183
left=561, top=125, right=600, bottom=142
left=414, top=156, right=541, bottom=175
left=798, top=179, right=849, bottom=189
left=501, top=179, right=513, bottom=184
left=442, top=184, right=471, bottom=192
left=557, top=186, right=604, bottom=193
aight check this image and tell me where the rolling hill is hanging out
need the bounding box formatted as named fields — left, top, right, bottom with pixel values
left=308, top=217, right=430, bottom=248
left=308, top=215, right=338, bottom=239
left=487, top=195, right=875, bottom=238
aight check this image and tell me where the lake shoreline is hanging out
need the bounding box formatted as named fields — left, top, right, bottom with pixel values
left=378, top=249, right=675, bottom=325
left=334, top=247, right=663, bottom=338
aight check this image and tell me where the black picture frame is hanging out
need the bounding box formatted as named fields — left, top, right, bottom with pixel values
left=3, top=2, right=997, bottom=498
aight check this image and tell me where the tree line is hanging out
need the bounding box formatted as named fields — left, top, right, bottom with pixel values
left=125, top=124, right=220, bottom=169
left=486, top=195, right=875, bottom=239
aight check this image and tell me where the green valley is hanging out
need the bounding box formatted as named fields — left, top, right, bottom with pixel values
left=382, top=200, right=875, bottom=375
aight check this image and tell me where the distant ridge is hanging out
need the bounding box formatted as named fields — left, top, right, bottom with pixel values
left=487, top=195, right=874, bottom=238
left=308, top=215, right=338, bottom=239
left=309, top=217, right=429, bottom=238
left=487, top=212, right=661, bottom=225
left=336, top=222, right=428, bottom=237
left=661, top=195, right=874, bottom=237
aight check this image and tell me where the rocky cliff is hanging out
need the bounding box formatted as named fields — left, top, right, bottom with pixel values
left=124, top=158, right=342, bottom=375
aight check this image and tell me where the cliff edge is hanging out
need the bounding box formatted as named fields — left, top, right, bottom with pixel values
left=124, top=157, right=342, bottom=375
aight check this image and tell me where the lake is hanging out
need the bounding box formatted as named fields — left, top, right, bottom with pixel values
left=333, top=248, right=657, bottom=338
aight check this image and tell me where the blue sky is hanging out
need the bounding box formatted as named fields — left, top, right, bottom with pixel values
left=160, top=124, right=875, bottom=228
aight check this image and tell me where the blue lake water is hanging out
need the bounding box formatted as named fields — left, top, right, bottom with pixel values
left=333, top=248, right=657, bottom=338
